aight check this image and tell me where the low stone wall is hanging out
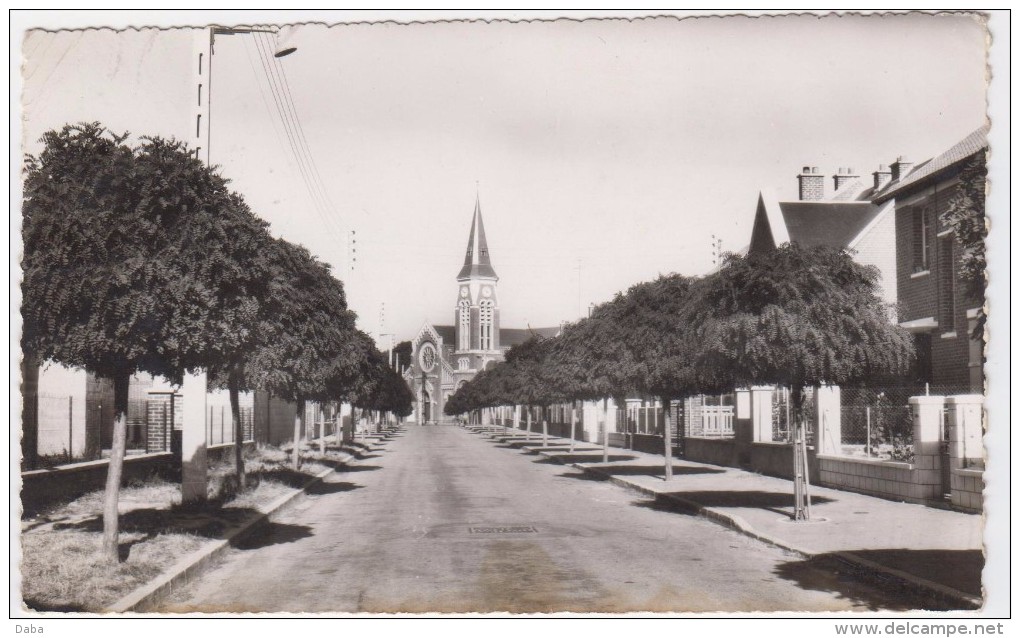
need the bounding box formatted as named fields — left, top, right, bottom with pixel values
left=629, top=433, right=666, bottom=455
left=680, top=437, right=818, bottom=483
left=950, top=468, right=983, bottom=512
left=20, top=452, right=177, bottom=517
left=817, top=454, right=922, bottom=503
left=684, top=436, right=738, bottom=467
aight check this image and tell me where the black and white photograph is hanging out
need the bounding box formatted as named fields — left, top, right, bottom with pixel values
left=10, top=8, right=1009, bottom=626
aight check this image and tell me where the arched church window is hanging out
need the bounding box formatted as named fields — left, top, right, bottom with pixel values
left=459, top=300, right=471, bottom=350
left=479, top=300, right=494, bottom=350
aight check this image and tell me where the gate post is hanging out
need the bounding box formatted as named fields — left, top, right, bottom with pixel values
left=908, top=395, right=945, bottom=502
left=181, top=370, right=209, bottom=503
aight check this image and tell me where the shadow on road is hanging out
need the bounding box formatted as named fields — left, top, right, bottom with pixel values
left=334, top=464, right=382, bottom=474
left=305, top=480, right=363, bottom=496
left=231, top=521, right=315, bottom=550
left=533, top=454, right=638, bottom=464
left=632, top=490, right=834, bottom=521
left=772, top=552, right=981, bottom=611
left=841, top=549, right=983, bottom=600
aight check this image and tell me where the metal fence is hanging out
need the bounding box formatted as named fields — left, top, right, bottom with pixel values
left=838, top=384, right=968, bottom=462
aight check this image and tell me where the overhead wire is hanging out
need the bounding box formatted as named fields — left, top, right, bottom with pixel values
left=248, top=31, right=348, bottom=245
left=264, top=32, right=347, bottom=229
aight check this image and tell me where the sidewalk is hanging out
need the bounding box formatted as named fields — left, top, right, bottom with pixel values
left=473, top=426, right=984, bottom=609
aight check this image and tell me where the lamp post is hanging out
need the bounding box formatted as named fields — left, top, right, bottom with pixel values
left=181, top=26, right=297, bottom=504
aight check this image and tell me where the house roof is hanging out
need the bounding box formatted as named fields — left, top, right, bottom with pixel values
left=457, top=195, right=498, bottom=280
left=873, top=126, right=989, bottom=203
left=499, top=326, right=560, bottom=347
left=776, top=201, right=884, bottom=249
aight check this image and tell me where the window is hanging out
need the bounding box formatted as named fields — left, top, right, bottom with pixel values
left=458, top=357, right=469, bottom=371
left=479, top=300, right=494, bottom=350
left=912, top=207, right=931, bottom=272
left=198, top=84, right=203, bottom=106
left=938, top=235, right=956, bottom=332
left=196, top=114, right=202, bottom=138
left=458, top=301, right=471, bottom=350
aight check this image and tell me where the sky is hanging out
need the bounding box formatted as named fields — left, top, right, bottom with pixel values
left=15, top=11, right=990, bottom=346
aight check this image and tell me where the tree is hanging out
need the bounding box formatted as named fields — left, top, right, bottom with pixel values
left=392, top=340, right=412, bottom=372
left=22, top=123, right=272, bottom=561
left=611, top=274, right=724, bottom=480
left=242, top=238, right=360, bottom=470
left=940, top=153, right=988, bottom=339
left=692, top=244, right=914, bottom=518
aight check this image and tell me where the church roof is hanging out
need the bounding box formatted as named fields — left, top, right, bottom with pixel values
left=431, top=324, right=561, bottom=349
left=433, top=325, right=456, bottom=345
left=457, top=195, right=498, bottom=280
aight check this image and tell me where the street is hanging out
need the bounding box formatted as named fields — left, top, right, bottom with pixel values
left=157, top=425, right=932, bottom=613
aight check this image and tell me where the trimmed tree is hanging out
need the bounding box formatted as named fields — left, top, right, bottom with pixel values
left=22, top=124, right=272, bottom=561
left=244, top=238, right=359, bottom=470
left=692, top=244, right=914, bottom=519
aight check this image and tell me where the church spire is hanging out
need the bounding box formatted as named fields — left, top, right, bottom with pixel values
left=457, top=193, right=497, bottom=281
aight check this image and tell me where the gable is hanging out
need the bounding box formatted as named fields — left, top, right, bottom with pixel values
left=748, top=196, right=777, bottom=255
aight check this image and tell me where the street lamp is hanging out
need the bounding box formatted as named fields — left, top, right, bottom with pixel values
left=195, top=26, right=297, bottom=166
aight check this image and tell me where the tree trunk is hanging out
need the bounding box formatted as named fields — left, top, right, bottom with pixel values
left=569, top=403, right=577, bottom=453
left=292, top=397, right=305, bottom=471
left=542, top=413, right=548, bottom=447
left=602, top=398, right=610, bottom=463
left=789, top=384, right=812, bottom=520
left=335, top=403, right=343, bottom=447
left=662, top=396, right=674, bottom=481
left=318, top=403, right=326, bottom=455
left=526, top=407, right=532, bottom=441
left=102, top=371, right=131, bottom=563
left=21, top=354, right=40, bottom=471
left=228, top=369, right=245, bottom=490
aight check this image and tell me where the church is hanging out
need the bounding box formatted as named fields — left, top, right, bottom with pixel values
left=404, top=196, right=559, bottom=424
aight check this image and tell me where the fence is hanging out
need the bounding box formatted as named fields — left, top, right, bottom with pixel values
left=684, top=395, right=735, bottom=439
left=36, top=394, right=89, bottom=465
left=770, top=387, right=815, bottom=443
left=838, top=384, right=969, bottom=462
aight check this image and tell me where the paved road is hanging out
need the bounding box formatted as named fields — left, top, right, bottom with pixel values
left=159, top=425, right=928, bottom=613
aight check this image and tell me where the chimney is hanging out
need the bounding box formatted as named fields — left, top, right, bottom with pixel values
left=797, top=166, right=824, bottom=201
left=891, top=156, right=913, bottom=182
left=833, top=167, right=859, bottom=192
left=873, top=164, right=892, bottom=191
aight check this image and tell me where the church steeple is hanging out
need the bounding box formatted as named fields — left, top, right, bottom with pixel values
left=457, top=194, right=497, bottom=281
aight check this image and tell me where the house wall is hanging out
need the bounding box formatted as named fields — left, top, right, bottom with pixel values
left=894, top=180, right=982, bottom=392
left=853, top=206, right=898, bottom=306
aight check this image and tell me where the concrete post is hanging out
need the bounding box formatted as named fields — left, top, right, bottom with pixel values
left=946, top=395, right=984, bottom=469
left=750, top=386, right=774, bottom=443
left=909, top=395, right=945, bottom=501
left=181, top=370, right=208, bottom=503
left=814, top=385, right=842, bottom=456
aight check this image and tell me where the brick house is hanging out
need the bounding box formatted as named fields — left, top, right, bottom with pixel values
left=746, top=126, right=987, bottom=394
left=871, top=127, right=987, bottom=393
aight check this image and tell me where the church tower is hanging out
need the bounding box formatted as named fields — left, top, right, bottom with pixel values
left=454, top=195, right=500, bottom=370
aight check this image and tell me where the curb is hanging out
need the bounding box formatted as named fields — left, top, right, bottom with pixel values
left=518, top=441, right=982, bottom=610
left=106, top=448, right=369, bottom=613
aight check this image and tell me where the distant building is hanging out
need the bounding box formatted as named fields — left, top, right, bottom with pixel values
left=404, top=196, right=558, bottom=423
